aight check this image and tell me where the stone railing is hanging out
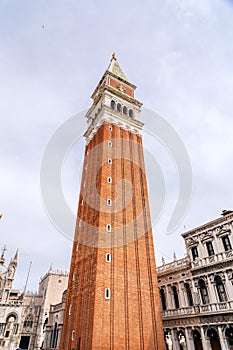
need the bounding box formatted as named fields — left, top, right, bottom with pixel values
left=157, top=256, right=190, bottom=274
left=162, top=300, right=233, bottom=318
left=50, top=302, right=63, bottom=312
left=191, top=250, right=233, bottom=269
left=0, top=299, right=23, bottom=306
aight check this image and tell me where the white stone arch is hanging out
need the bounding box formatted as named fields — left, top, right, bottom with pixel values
left=5, top=311, right=18, bottom=323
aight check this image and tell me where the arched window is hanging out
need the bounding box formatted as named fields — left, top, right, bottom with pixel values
left=105, top=288, right=110, bottom=299
left=225, top=327, right=233, bottom=347
left=198, top=279, right=209, bottom=304
left=110, top=100, right=115, bottom=109
left=172, top=286, right=179, bottom=309
left=106, top=224, right=111, bottom=233
left=160, top=288, right=166, bottom=311
left=106, top=253, right=111, bottom=263
left=5, top=314, right=17, bottom=337
left=184, top=283, right=193, bottom=306
left=117, top=103, right=122, bottom=112
left=215, top=275, right=227, bottom=302
left=129, top=109, right=133, bottom=118
left=23, top=314, right=33, bottom=329
left=193, top=330, right=203, bottom=350
left=123, top=106, right=127, bottom=115
left=207, top=328, right=221, bottom=349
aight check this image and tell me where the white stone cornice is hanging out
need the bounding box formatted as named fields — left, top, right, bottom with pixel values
left=84, top=106, right=144, bottom=145
left=182, top=215, right=233, bottom=238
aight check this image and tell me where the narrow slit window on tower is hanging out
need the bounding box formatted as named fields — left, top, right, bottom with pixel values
left=72, top=330, right=75, bottom=341
left=106, top=224, right=111, bottom=233
left=108, top=141, right=112, bottom=147
left=107, top=199, right=112, bottom=206
left=69, top=304, right=72, bottom=315
left=106, top=253, right=111, bottom=263
left=108, top=158, right=112, bottom=164
left=105, top=288, right=110, bottom=299
left=78, top=338, right=81, bottom=350
left=107, top=177, right=112, bottom=184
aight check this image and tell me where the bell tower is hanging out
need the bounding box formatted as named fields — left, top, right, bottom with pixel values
left=60, top=55, right=165, bottom=350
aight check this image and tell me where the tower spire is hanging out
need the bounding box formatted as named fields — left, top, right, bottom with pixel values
left=106, top=53, right=128, bottom=81
left=12, top=249, right=18, bottom=263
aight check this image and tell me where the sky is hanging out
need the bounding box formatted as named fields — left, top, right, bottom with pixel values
left=1, top=0, right=233, bottom=290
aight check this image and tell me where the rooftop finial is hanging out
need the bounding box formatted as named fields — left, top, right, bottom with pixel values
left=1, top=245, right=6, bottom=259
left=112, top=52, right=116, bottom=60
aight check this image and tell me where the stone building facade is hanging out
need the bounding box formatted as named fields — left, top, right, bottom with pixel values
left=158, top=210, right=233, bottom=350
left=0, top=249, right=23, bottom=350
left=35, top=269, right=69, bottom=349
left=0, top=250, right=68, bottom=350
left=42, top=290, right=67, bottom=350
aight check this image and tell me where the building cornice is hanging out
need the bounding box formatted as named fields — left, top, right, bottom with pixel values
left=181, top=213, right=233, bottom=238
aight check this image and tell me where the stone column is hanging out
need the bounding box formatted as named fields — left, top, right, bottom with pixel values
left=218, top=326, right=229, bottom=350
left=169, top=285, right=175, bottom=309
left=185, top=328, right=195, bottom=350
left=171, top=328, right=180, bottom=350
left=165, top=285, right=172, bottom=309
left=207, top=276, right=217, bottom=304
left=224, top=272, right=233, bottom=301
left=200, top=327, right=209, bottom=350
left=178, top=282, right=186, bottom=308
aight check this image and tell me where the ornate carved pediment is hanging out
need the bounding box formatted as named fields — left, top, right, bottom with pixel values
left=209, top=272, right=225, bottom=283
left=226, top=269, right=233, bottom=280
left=186, top=237, right=198, bottom=247
left=200, top=231, right=213, bottom=242
left=215, top=223, right=232, bottom=237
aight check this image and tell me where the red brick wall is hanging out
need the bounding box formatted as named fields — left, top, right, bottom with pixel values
left=60, top=123, right=165, bottom=350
